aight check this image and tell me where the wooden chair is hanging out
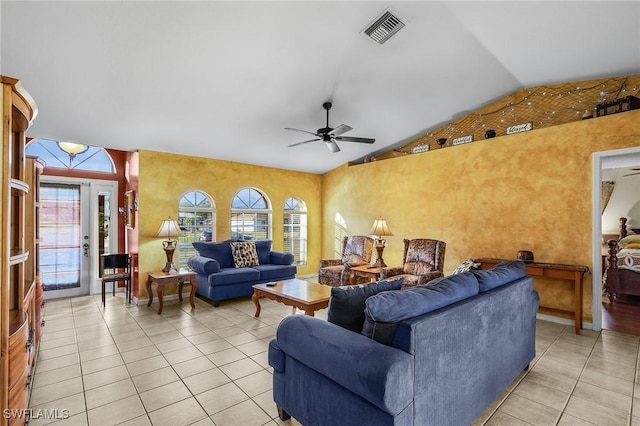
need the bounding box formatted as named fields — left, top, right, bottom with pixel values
left=99, top=253, right=132, bottom=307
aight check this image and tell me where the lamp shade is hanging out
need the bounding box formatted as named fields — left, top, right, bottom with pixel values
left=368, top=218, right=393, bottom=237
left=155, top=218, right=184, bottom=240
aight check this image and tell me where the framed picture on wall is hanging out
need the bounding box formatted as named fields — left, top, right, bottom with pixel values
left=125, top=190, right=136, bottom=229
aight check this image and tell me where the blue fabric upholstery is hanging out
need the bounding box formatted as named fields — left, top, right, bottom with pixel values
left=270, top=251, right=294, bottom=265
left=362, top=272, right=479, bottom=344
left=192, top=240, right=234, bottom=269
left=190, top=240, right=297, bottom=305
left=269, top=261, right=538, bottom=426
left=327, top=279, right=403, bottom=332
left=254, top=240, right=272, bottom=264
left=252, top=264, right=297, bottom=281
left=206, top=268, right=260, bottom=286
left=472, top=260, right=526, bottom=292
left=187, top=255, right=220, bottom=275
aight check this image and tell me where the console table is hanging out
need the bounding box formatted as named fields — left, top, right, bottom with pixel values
left=476, top=258, right=589, bottom=334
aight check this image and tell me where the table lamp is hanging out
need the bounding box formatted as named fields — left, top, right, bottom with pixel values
left=368, top=218, right=393, bottom=268
left=155, top=217, right=184, bottom=273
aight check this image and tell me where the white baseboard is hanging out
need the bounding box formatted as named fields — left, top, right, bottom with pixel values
left=536, top=312, right=593, bottom=331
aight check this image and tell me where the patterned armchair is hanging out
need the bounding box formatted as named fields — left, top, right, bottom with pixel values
left=318, top=236, right=374, bottom=287
left=379, top=238, right=446, bottom=288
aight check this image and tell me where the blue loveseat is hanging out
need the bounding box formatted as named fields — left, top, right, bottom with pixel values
left=188, top=240, right=297, bottom=306
left=268, top=261, right=539, bottom=426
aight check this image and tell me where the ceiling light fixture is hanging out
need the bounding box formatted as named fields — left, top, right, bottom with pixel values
left=57, top=141, right=89, bottom=161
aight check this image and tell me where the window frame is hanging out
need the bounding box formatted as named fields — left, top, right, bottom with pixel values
left=284, top=196, right=307, bottom=266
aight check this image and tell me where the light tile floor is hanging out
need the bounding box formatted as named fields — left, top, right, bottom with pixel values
left=28, top=288, right=640, bottom=426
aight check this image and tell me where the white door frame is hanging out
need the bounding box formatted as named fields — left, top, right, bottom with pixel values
left=40, top=175, right=118, bottom=297
left=591, top=146, right=640, bottom=331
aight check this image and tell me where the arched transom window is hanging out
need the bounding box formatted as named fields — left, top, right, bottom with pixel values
left=25, top=138, right=116, bottom=173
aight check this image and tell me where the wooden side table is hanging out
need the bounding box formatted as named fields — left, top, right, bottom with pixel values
left=476, top=258, right=589, bottom=334
left=348, top=265, right=382, bottom=283
left=146, top=270, right=197, bottom=315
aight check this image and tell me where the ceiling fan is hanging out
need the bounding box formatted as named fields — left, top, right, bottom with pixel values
left=285, top=102, right=375, bottom=153
left=623, top=168, right=640, bottom=177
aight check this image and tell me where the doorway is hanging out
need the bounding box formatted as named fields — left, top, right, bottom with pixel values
left=40, top=176, right=118, bottom=300
left=592, top=147, right=640, bottom=334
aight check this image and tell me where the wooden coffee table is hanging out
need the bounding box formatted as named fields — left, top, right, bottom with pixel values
left=252, top=278, right=332, bottom=317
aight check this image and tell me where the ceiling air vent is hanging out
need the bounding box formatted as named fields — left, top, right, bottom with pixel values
left=361, top=8, right=406, bottom=45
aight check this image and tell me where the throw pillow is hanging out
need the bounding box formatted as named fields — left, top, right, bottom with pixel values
left=327, top=279, right=403, bottom=333
left=618, top=234, right=640, bottom=248
left=452, top=258, right=481, bottom=275
left=230, top=241, right=260, bottom=268
left=624, top=242, right=640, bottom=249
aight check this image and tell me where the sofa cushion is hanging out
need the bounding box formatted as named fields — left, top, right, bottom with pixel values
left=252, top=264, right=297, bottom=281
left=231, top=241, right=260, bottom=267
left=192, top=240, right=234, bottom=269
left=472, top=260, right=526, bottom=292
left=327, top=279, right=404, bottom=333
left=362, top=272, right=479, bottom=345
left=187, top=255, right=220, bottom=275
left=253, top=240, right=272, bottom=264
left=207, top=267, right=260, bottom=286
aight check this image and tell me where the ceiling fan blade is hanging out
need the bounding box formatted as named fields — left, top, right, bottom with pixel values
left=331, top=124, right=352, bottom=137
left=288, top=138, right=321, bottom=147
left=325, top=140, right=340, bottom=153
left=623, top=172, right=640, bottom=177
left=284, top=127, right=319, bottom=137
left=335, top=136, right=375, bottom=144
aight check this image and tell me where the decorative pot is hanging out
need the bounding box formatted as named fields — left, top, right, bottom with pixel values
left=517, top=250, right=534, bottom=263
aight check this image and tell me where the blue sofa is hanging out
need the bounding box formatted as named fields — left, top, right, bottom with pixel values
left=268, top=261, right=539, bottom=426
left=188, top=240, right=297, bottom=306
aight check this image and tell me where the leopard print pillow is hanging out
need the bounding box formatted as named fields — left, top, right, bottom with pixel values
left=231, top=241, right=260, bottom=268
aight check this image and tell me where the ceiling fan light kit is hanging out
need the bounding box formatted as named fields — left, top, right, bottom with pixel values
left=286, top=102, right=375, bottom=153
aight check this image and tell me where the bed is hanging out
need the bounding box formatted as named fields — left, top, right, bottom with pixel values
left=604, top=221, right=640, bottom=302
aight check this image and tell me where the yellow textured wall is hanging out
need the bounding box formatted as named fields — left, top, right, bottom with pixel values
left=137, top=150, right=322, bottom=298
left=322, top=110, right=640, bottom=322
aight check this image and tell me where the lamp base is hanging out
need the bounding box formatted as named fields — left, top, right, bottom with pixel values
left=371, top=243, right=387, bottom=268
left=162, top=240, right=177, bottom=273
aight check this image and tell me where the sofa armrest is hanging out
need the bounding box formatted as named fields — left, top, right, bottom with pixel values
left=187, top=255, right=220, bottom=275
left=379, top=266, right=404, bottom=279
left=418, top=271, right=444, bottom=285
left=319, top=258, right=342, bottom=268
left=269, top=251, right=294, bottom=265
left=271, top=315, right=414, bottom=415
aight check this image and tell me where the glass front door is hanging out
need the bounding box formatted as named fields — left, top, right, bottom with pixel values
left=41, top=177, right=118, bottom=300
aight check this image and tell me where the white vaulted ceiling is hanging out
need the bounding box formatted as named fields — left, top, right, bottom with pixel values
left=2, top=1, right=639, bottom=174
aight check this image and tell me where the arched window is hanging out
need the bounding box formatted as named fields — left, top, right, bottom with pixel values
left=231, top=188, right=271, bottom=241
left=178, top=191, right=215, bottom=269
left=284, top=197, right=307, bottom=265
left=334, top=213, right=348, bottom=257
left=25, top=139, right=116, bottom=173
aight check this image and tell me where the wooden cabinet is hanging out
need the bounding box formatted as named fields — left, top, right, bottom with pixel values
left=1, top=76, right=38, bottom=426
